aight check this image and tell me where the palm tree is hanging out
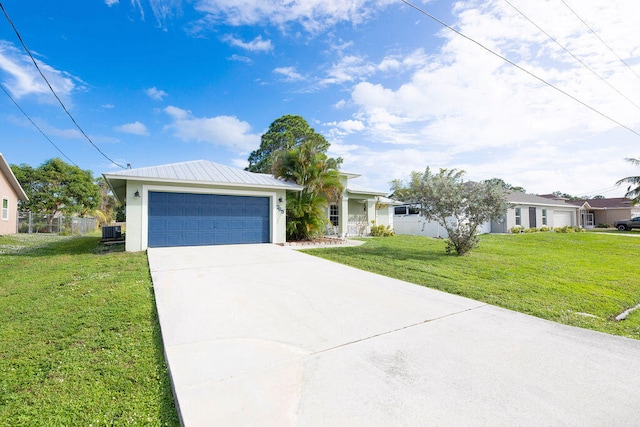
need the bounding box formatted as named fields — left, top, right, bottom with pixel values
left=273, top=141, right=343, bottom=241
left=617, top=157, right=640, bottom=204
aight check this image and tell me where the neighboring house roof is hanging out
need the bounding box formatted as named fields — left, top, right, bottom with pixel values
left=566, top=197, right=635, bottom=210
left=346, top=182, right=388, bottom=197
left=507, top=191, right=577, bottom=208
left=104, top=160, right=303, bottom=203
left=376, top=196, right=404, bottom=205
left=0, top=153, right=28, bottom=201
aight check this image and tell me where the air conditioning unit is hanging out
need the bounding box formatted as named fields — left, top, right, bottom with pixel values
left=102, top=225, right=122, bottom=240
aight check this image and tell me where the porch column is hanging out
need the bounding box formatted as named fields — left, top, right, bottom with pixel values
left=340, top=197, right=349, bottom=237
left=366, top=199, right=376, bottom=228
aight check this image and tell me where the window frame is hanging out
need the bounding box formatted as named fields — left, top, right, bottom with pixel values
left=329, top=204, right=339, bottom=227
left=542, top=208, right=547, bottom=226
left=1, top=198, right=8, bottom=221
left=515, top=207, right=521, bottom=226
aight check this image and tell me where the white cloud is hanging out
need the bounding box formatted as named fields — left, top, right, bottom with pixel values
left=222, top=35, right=272, bottom=52
left=101, top=103, right=115, bottom=109
left=194, top=0, right=396, bottom=32
left=321, top=0, right=640, bottom=196
left=273, top=66, right=304, bottom=82
left=148, top=0, right=182, bottom=29
left=104, top=0, right=118, bottom=6
left=163, top=105, right=260, bottom=151
left=0, top=41, right=78, bottom=103
left=228, top=54, right=252, bottom=63
left=146, top=86, right=168, bottom=100
left=115, top=121, right=149, bottom=136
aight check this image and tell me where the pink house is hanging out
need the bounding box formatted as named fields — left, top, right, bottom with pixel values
left=0, top=154, right=28, bottom=235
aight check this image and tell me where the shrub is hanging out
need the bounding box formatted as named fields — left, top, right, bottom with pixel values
left=370, top=222, right=394, bottom=237
left=554, top=226, right=585, bottom=233
left=510, top=226, right=524, bottom=234
left=524, top=227, right=538, bottom=233
left=539, top=227, right=551, bottom=232
left=596, top=223, right=610, bottom=228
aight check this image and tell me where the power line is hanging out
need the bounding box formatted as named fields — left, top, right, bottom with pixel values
left=0, top=1, right=128, bottom=169
left=0, top=83, right=79, bottom=166
left=559, top=0, right=640, bottom=84
left=398, top=0, right=640, bottom=139
left=504, top=0, right=640, bottom=113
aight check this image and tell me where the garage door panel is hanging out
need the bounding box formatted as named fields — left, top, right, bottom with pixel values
left=148, top=192, right=270, bottom=247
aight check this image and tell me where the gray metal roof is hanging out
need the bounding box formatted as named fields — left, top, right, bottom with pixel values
left=104, top=160, right=302, bottom=202
left=347, top=182, right=388, bottom=197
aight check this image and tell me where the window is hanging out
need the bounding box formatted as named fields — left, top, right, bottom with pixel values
left=329, top=204, right=339, bottom=226
left=542, top=209, right=547, bottom=226
left=1, top=198, right=8, bottom=221
left=395, top=205, right=420, bottom=215
left=515, top=207, right=521, bottom=226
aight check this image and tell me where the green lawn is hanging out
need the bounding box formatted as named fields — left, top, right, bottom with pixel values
left=0, top=234, right=179, bottom=426
left=305, top=233, right=640, bottom=340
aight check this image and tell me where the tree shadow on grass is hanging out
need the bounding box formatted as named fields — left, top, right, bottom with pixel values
left=1, top=235, right=111, bottom=257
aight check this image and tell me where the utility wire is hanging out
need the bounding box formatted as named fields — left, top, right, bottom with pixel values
left=0, top=2, right=128, bottom=169
left=504, top=0, right=640, bottom=113
left=0, top=83, right=79, bottom=166
left=559, top=0, right=640, bottom=83
left=398, top=0, right=640, bottom=139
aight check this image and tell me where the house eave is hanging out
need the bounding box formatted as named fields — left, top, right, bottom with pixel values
left=0, top=153, right=28, bottom=201
left=103, top=174, right=303, bottom=204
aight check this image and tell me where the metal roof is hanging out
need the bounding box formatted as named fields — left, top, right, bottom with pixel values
left=0, top=153, right=28, bottom=201
left=104, top=160, right=303, bottom=202
left=347, top=182, right=388, bottom=197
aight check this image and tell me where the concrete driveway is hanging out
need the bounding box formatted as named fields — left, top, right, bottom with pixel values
left=148, top=244, right=640, bottom=426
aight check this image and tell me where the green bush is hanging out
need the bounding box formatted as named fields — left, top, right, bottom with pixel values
left=524, top=227, right=538, bottom=233
left=597, top=223, right=610, bottom=228
left=555, top=226, right=585, bottom=233
left=539, top=226, right=551, bottom=232
left=370, top=222, right=394, bottom=237
left=510, top=226, right=524, bottom=234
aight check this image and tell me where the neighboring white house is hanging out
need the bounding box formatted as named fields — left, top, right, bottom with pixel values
left=104, top=160, right=302, bottom=252
left=0, top=153, right=29, bottom=235
left=327, top=173, right=399, bottom=237
left=492, top=192, right=579, bottom=232
left=393, top=191, right=580, bottom=238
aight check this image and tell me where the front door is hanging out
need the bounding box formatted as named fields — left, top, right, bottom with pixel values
left=529, top=207, right=537, bottom=228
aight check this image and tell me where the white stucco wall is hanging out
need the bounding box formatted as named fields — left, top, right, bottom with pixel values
left=124, top=180, right=287, bottom=252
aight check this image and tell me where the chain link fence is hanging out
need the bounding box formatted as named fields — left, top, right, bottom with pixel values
left=18, top=212, right=97, bottom=235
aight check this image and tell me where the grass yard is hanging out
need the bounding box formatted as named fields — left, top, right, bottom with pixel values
left=305, top=233, right=640, bottom=340
left=0, top=234, right=179, bottom=426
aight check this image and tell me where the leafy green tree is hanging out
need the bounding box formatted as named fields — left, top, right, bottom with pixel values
left=248, top=115, right=343, bottom=241
left=273, top=139, right=343, bottom=241
left=10, top=158, right=101, bottom=218
left=482, top=178, right=526, bottom=193
left=392, top=168, right=508, bottom=255
left=616, top=157, right=640, bottom=204
left=247, top=115, right=331, bottom=174
left=96, top=177, right=119, bottom=226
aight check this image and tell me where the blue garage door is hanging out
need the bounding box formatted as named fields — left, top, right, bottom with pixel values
left=148, top=192, right=270, bottom=247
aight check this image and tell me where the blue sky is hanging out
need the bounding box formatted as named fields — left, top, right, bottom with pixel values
left=1, top=0, right=639, bottom=197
